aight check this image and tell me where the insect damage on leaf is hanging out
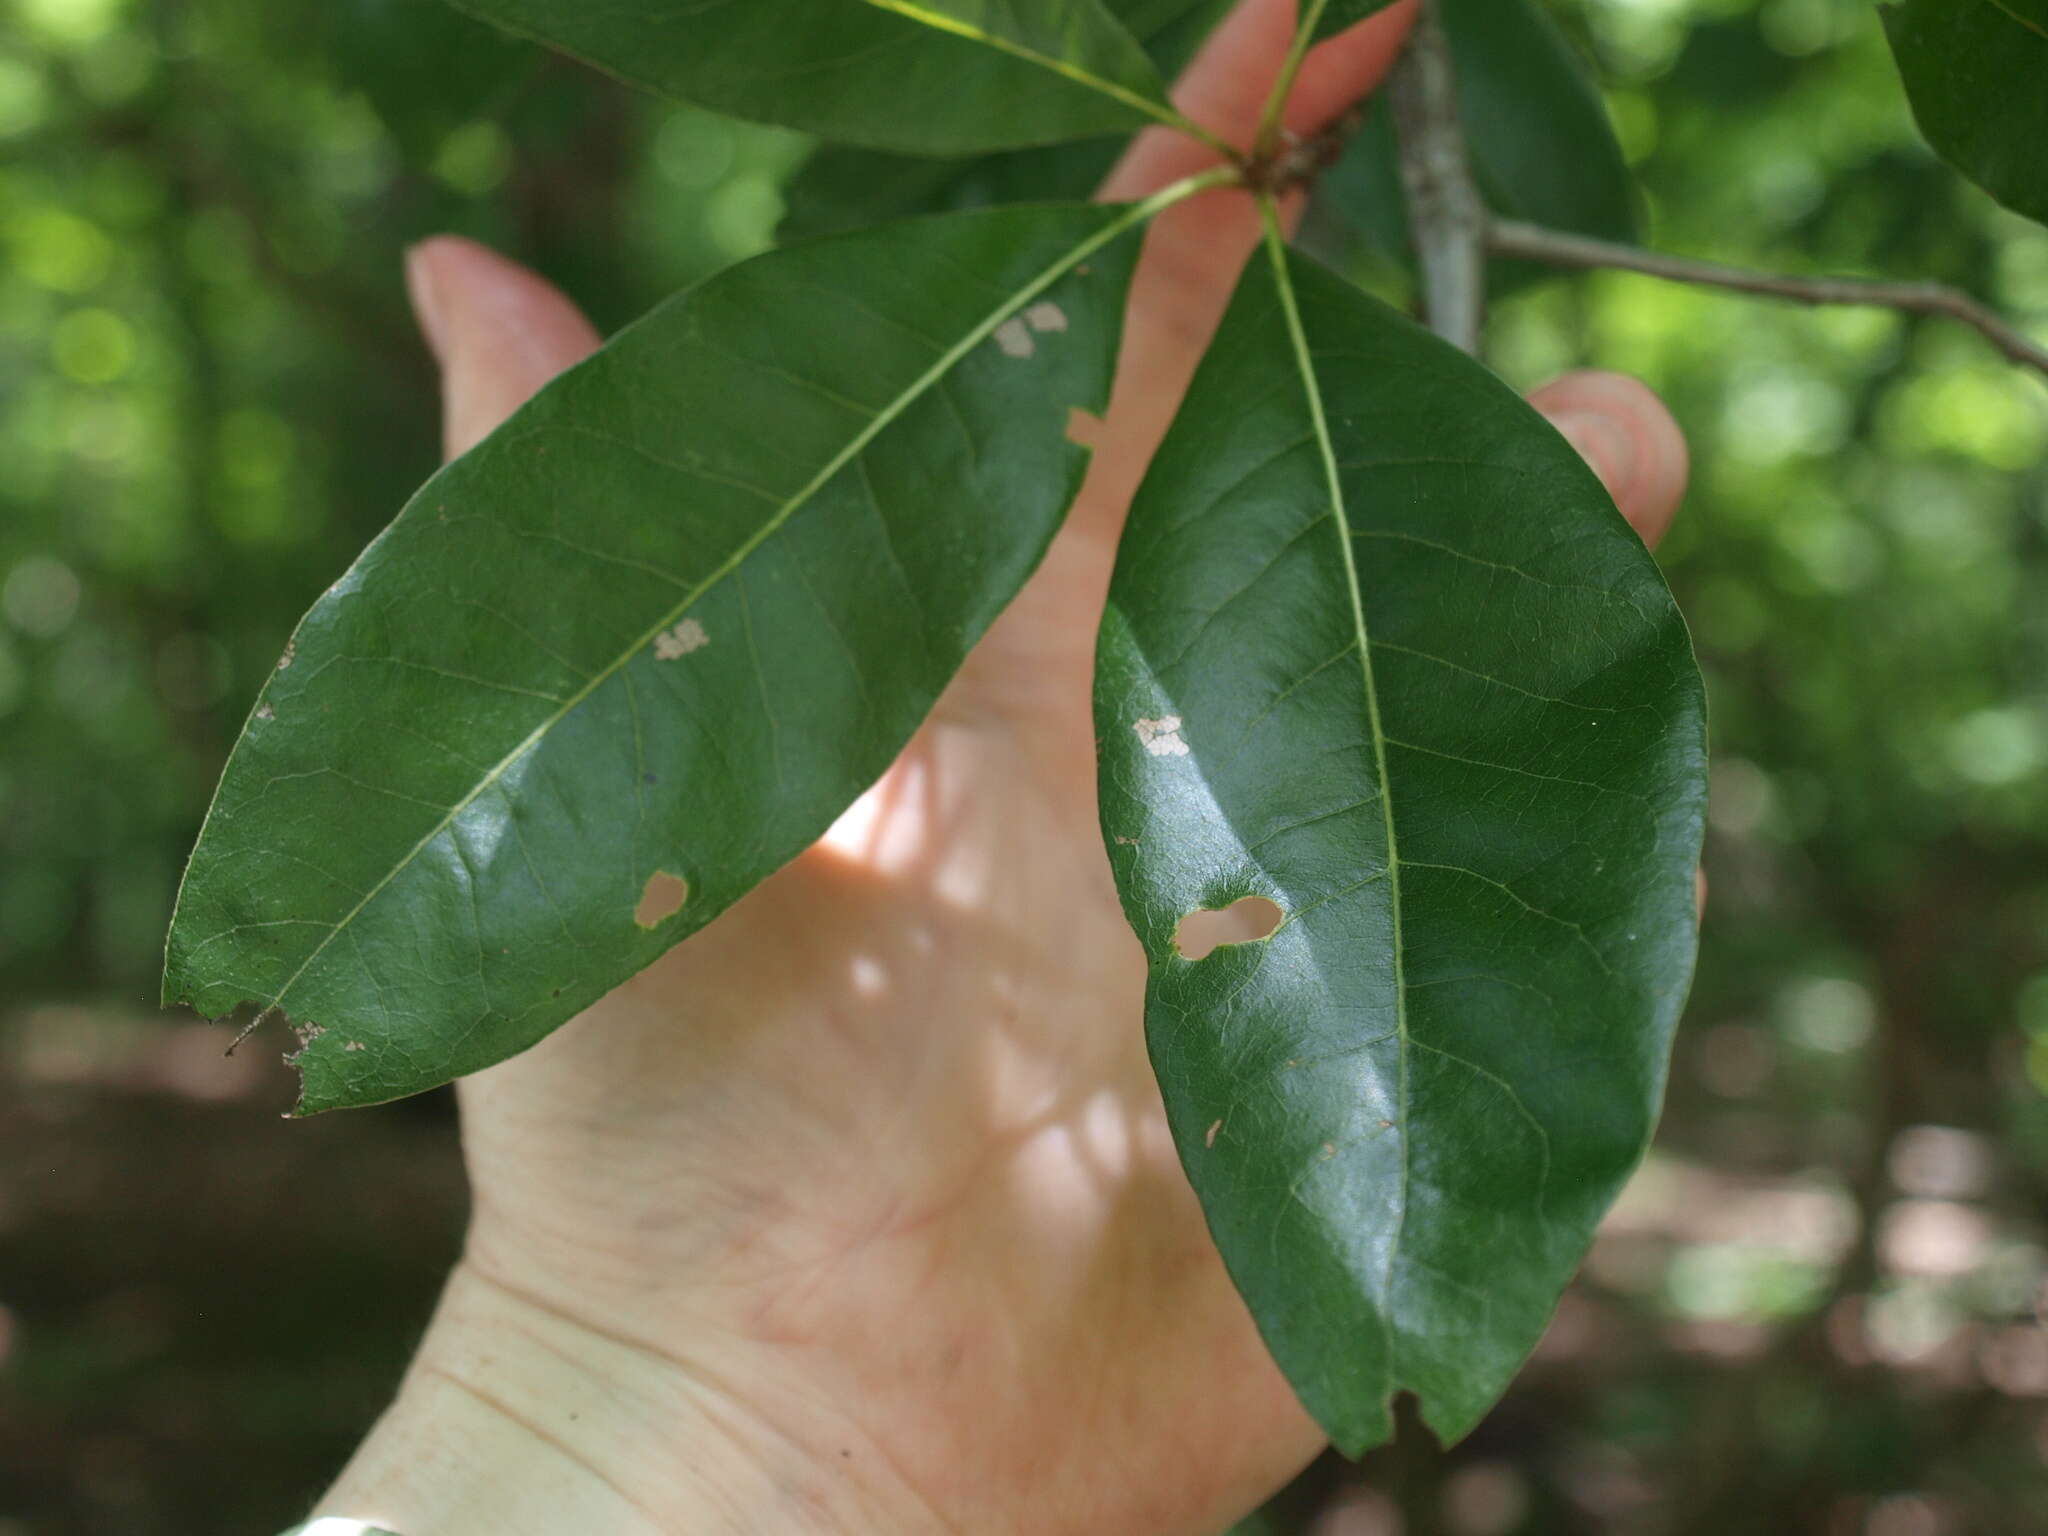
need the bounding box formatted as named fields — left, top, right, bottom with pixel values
left=652, top=618, right=710, bottom=660
left=284, top=1020, right=324, bottom=1066
left=1024, top=300, right=1069, bottom=333
left=1133, top=715, right=1189, bottom=756
left=634, top=871, right=690, bottom=929
left=992, top=299, right=1072, bottom=358
left=1173, top=896, right=1286, bottom=961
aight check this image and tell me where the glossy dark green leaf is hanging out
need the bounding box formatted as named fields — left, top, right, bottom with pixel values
left=1308, top=0, right=1406, bottom=44
left=1884, top=0, right=2048, bottom=227
left=1095, top=235, right=1706, bottom=1453
left=781, top=138, right=1129, bottom=244
left=165, top=202, right=1150, bottom=1113
left=778, top=0, right=1234, bottom=240
left=444, top=0, right=1175, bottom=154
left=1309, top=0, right=1638, bottom=284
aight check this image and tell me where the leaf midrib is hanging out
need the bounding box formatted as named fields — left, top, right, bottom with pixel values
left=259, top=185, right=1208, bottom=1017
left=1256, top=203, right=1412, bottom=1350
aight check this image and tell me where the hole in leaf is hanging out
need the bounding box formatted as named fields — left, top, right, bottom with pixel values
left=1173, top=896, right=1284, bottom=961
left=634, top=871, right=689, bottom=929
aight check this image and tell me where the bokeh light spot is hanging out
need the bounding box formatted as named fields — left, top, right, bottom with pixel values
left=51, top=307, right=135, bottom=383
left=11, top=208, right=115, bottom=293
left=2, top=555, right=82, bottom=638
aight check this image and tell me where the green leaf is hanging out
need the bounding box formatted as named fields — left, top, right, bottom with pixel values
left=1110, top=0, right=1239, bottom=75
left=444, top=0, right=1177, bottom=155
left=1308, top=0, right=1638, bottom=283
left=165, top=202, right=1154, bottom=1113
left=327, top=0, right=535, bottom=161
left=781, top=136, right=1129, bottom=244
left=778, top=0, right=1234, bottom=240
left=1883, top=0, right=2048, bottom=228
left=1308, top=0, right=1407, bottom=44
left=1094, top=228, right=1706, bottom=1454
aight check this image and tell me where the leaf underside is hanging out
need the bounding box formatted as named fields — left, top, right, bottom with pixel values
left=1094, top=240, right=1706, bottom=1454
left=445, top=0, right=1172, bottom=155
left=165, top=203, right=1144, bottom=1113
left=1884, top=0, right=2048, bottom=227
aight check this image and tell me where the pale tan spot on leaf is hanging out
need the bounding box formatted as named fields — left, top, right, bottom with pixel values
left=653, top=618, right=709, bottom=661
left=1134, top=715, right=1189, bottom=757
left=1024, top=301, right=1068, bottom=333
left=993, top=317, right=1035, bottom=359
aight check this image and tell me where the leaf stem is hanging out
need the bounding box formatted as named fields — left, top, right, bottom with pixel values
left=1142, top=160, right=1246, bottom=214
left=1253, top=0, right=1335, bottom=160
left=1388, top=0, right=1486, bottom=353
left=1487, top=219, right=2048, bottom=380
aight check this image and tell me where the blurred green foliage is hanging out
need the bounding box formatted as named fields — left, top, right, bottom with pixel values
left=3, top=0, right=2047, bottom=1531
left=0, top=0, right=804, bottom=1008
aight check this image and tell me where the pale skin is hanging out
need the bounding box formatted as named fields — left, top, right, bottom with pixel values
left=315, top=2, right=1694, bottom=1532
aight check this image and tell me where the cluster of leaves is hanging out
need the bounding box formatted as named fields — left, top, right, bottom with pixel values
left=161, top=0, right=1705, bottom=1456
left=151, top=0, right=2042, bottom=1463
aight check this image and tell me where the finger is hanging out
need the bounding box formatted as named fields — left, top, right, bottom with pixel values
left=1527, top=370, right=1690, bottom=550
left=405, top=236, right=603, bottom=462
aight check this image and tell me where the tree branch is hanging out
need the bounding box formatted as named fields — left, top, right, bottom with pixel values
left=1488, top=218, right=2048, bottom=381
left=1388, top=0, right=1486, bottom=354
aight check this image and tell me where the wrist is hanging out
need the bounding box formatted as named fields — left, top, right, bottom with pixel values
left=312, top=1263, right=939, bottom=1536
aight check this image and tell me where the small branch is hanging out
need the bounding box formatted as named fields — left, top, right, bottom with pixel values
left=1489, top=218, right=2048, bottom=380
left=1388, top=0, right=1486, bottom=354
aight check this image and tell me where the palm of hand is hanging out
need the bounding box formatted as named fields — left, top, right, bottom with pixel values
left=458, top=602, right=1319, bottom=1531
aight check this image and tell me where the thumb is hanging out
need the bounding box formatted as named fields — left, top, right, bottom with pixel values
left=404, top=236, right=604, bottom=462
left=1527, top=370, right=1691, bottom=550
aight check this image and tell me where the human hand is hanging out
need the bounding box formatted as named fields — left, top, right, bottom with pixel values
left=313, top=3, right=1689, bottom=1532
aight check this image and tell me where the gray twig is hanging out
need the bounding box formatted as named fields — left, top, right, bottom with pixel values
left=1388, top=0, right=1487, bottom=354
left=1488, top=218, right=2048, bottom=380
